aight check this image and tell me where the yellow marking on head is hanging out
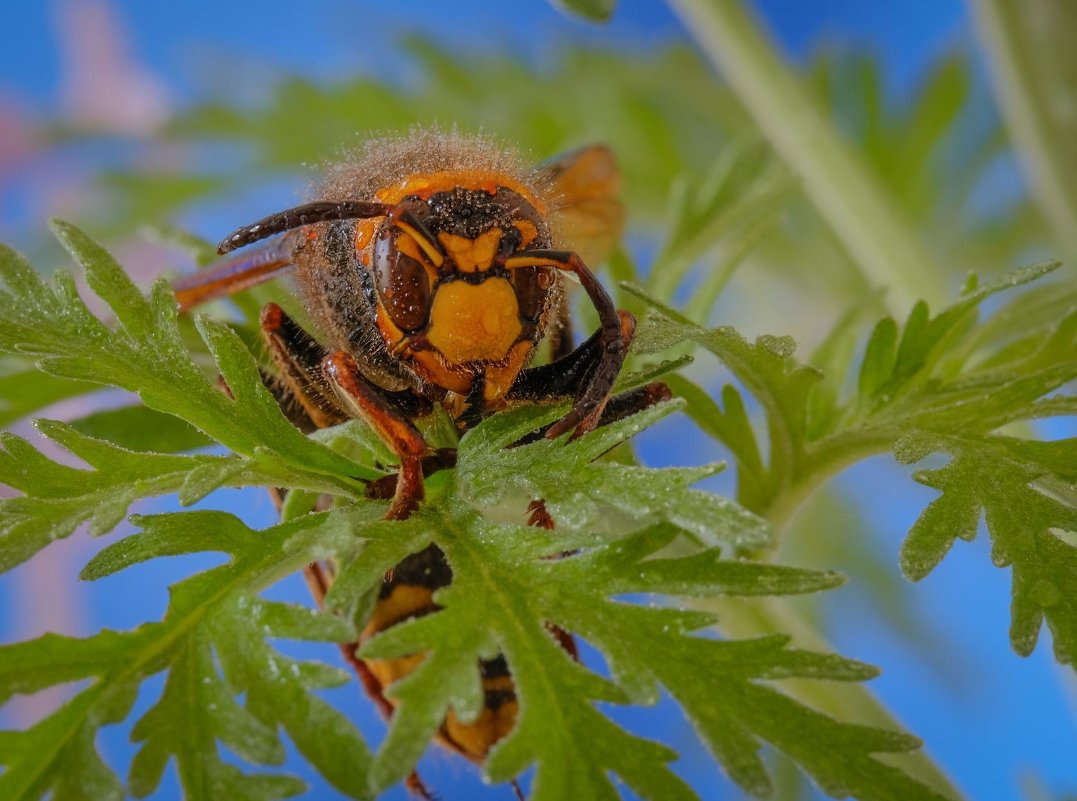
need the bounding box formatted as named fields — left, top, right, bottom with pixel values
left=515, top=220, right=538, bottom=247
left=426, top=279, right=521, bottom=364
left=374, top=169, right=547, bottom=215
left=396, top=221, right=444, bottom=267
left=436, top=229, right=502, bottom=273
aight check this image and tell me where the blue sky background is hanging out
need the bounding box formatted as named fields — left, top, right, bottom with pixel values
left=0, top=2, right=1074, bottom=801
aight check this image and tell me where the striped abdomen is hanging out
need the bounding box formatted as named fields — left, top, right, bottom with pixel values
left=360, top=544, right=519, bottom=761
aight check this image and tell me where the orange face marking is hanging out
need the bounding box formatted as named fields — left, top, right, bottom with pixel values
left=374, top=169, right=547, bottom=215
left=425, top=279, right=521, bottom=364
left=409, top=350, right=474, bottom=394
left=514, top=220, right=538, bottom=248
left=437, top=229, right=502, bottom=273
left=354, top=219, right=377, bottom=251
left=395, top=233, right=425, bottom=262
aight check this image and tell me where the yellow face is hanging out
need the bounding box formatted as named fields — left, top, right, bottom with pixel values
left=425, top=278, right=522, bottom=364
left=359, top=174, right=554, bottom=409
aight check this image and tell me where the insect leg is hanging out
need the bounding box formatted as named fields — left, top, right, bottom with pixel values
left=505, top=249, right=630, bottom=438
left=507, top=310, right=632, bottom=402
left=260, top=303, right=350, bottom=431
left=322, top=351, right=429, bottom=520
left=545, top=291, right=575, bottom=361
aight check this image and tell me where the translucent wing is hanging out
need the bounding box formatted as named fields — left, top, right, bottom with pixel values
left=540, top=144, right=625, bottom=268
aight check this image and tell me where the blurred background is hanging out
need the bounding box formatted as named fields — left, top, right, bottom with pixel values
left=0, top=1, right=1074, bottom=799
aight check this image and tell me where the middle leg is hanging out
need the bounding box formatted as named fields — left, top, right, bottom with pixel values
left=322, top=351, right=430, bottom=520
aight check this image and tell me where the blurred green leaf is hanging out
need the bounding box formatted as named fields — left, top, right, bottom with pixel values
left=0, top=361, right=92, bottom=428
left=551, top=0, right=617, bottom=21
left=69, top=405, right=214, bottom=453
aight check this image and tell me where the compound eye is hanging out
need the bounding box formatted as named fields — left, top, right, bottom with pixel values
left=372, top=232, right=431, bottom=333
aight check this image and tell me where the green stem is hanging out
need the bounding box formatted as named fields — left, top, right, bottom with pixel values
left=971, top=0, right=1077, bottom=260
left=762, top=429, right=896, bottom=530
left=665, top=0, right=946, bottom=312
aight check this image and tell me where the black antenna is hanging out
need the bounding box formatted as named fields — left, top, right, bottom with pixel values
left=216, top=200, right=392, bottom=254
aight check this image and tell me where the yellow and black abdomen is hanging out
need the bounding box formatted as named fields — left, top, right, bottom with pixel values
left=360, top=544, right=519, bottom=762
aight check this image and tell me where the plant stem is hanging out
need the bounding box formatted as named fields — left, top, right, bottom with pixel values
left=665, top=0, right=947, bottom=312
left=971, top=0, right=1077, bottom=261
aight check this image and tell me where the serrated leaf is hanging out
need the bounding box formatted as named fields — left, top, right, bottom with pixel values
left=457, top=400, right=770, bottom=550
left=334, top=473, right=941, bottom=801
left=900, top=439, right=1077, bottom=663
left=0, top=510, right=379, bottom=801
left=627, top=266, right=1076, bottom=673
left=0, top=230, right=371, bottom=497
left=0, top=216, right=958, bottom=801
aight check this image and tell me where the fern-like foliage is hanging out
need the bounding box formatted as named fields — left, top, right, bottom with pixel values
left=0, top=225, right=961, bottom=801
left=626, top=261, right=1077, bottom=666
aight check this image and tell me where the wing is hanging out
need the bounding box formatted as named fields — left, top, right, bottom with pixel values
left=540, top=144, right=625, bottom=268
left=173, top=233, right=298, bottom=312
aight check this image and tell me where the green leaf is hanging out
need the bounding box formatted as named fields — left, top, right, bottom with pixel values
left=0, top=509, right=379, bottom=801
left=627, top=265, right=1077, bottom=670
left=456, top=399, right=770, bottom=551
left=900, top=438, right=1077, bottom=663
left=0, top=416, right=366, bottom=573
left=69, top=405, right=215, bottom=452
left=0, top=689, right=130, bottom=801
left=0, top=359, right=93, bottom=427
left=626, top=283, right=822, bottom=514
left=0, top=204, right=955, bottom=801
left=0, top=230, right=367, bottom=486
left=0, top=227, right=410, bottom=569
left=127, top=626, right=303, bottom=801
left=344, top=488, right=943, bottom=801
left=0, top=422, right=217, bottom=571
left=551, top=0, right=616, bottom=21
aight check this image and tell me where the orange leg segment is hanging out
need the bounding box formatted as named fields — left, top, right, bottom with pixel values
left=322, top=351, right=429, bottom=520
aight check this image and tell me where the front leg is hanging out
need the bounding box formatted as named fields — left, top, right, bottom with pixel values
left=323, top=351, right=429, bottom=520
left=506, top=307, right=667, bottom=441
left=505, top=249, right=631, bottom=438
left=507, top=309, right=635, bottom=403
